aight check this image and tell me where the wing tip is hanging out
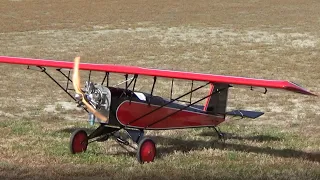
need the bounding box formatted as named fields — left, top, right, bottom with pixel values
left=287, top=81, right=317, bottom=96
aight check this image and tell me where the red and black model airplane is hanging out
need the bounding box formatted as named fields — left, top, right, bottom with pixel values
left=0, top=56, right=316, bottom=163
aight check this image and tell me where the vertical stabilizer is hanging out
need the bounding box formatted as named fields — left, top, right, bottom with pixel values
left=204, top=83, right=229, bottom=116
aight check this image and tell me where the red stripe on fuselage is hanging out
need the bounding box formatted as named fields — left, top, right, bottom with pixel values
left=116, top=101, right=225, bottom=129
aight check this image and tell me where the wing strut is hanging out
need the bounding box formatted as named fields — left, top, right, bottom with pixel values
left=145, top=86, right=229, bottom=128
left=126, top=82, right=210, bottom=126
left=101, top=72, right=109, bottom=86
left=169, top=79, right=195, bottom=105
left=29, top=66, right=90, bottom=113
left=129, top=74, right=138, bottom=103
left=189, top=80, right=194, bottom=104
left=170, top=79, right=174, bottom=100
left=39, top=66, right=78, bottom=102
left=148, top=77, right=157, bottom=105
left=56, top=68, right=73, bottom=91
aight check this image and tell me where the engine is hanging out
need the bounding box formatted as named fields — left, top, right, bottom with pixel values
left=84, top=81, right=111, bottom=123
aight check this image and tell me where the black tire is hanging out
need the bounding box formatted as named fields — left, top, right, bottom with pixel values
left=70, top=129, right=88, bottom=154
left=136, top=137, right=156, bottom=164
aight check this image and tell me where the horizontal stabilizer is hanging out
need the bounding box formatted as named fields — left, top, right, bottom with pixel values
left=226, top=110, right=264, bottom=119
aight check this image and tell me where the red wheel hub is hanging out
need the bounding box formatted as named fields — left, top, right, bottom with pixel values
left=72, top=131, right=88, bottom=153
left=140, top=140, right=156, bottom=163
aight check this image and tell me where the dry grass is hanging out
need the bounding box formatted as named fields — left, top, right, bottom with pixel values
left=0, top=0, right=319, bottom=179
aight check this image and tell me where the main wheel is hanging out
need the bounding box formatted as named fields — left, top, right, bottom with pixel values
left=136, top=137, right=156, bottom=164
left=70, top=129, right=88, bottom=154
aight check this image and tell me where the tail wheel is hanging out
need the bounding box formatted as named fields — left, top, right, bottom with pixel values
left=70, top=129, right=88, bottom=154
left=137, top=137, right=156, bottom=164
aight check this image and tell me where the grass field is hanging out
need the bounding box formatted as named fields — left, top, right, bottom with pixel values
left=0, top=0, right=319, bottom=179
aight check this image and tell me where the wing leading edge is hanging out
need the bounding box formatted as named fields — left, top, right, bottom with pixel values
left=0, top=56, right=316, bottom=96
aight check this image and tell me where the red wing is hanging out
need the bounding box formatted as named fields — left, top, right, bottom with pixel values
left=0, top=56, right=316, bottom=96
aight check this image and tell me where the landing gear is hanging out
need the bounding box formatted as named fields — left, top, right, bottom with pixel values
left=69, top=127, right=157, bottom=163
left=70, top=129, right=88, bottom=154
left=136, top=137, right=156, bottom=164
left=210, top=126, right=225, bottom=143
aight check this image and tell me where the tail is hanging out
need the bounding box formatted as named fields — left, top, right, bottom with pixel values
left=203, top=83, right=264, bottom=119
left=203, top=83, right=229, bottom=116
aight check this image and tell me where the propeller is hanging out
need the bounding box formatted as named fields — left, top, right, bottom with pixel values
left=72, top=57, right=109, bottom=122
